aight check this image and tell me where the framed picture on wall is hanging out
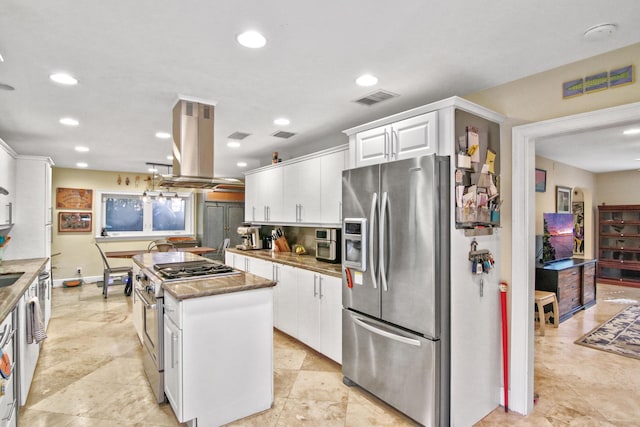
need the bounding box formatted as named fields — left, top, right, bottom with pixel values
left=572, top=201, right=585, bottom=255
left=535, top=168, right=546, bottom=192
left=556, top=186, right=572, bottom=213
left=58, top=212, right=92, bottom=232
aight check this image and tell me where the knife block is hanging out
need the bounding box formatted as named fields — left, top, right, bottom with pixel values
left=273, top=236, right=290, bottom=252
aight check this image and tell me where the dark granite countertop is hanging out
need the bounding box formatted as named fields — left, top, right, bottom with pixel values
left=0, top=258, right=49, bottom=321
left=132, top=252, right=275, bottom=300
left=226, top=248, right=342, bottom=278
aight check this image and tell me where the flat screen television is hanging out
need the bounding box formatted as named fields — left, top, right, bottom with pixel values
left=542, top=213, right=574, bottom=264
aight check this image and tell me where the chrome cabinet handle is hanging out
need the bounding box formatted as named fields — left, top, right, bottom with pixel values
left=383, top=130, right=389, bottom=159
left=171, top=332, right=177, bottom=368
left=391, top=130, right=399, bottom=159
left=1, top=399, right=16, bottom=421
left=313, top=275, right=318, bottom=297
left=319, top=276, right=323, bottom=299
left=5, top=202, right=11, bottom=224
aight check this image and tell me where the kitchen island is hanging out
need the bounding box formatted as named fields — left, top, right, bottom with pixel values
left=132, top=252, right=276, bottom=427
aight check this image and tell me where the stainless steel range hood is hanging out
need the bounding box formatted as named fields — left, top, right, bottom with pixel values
left=158, top=99, right=244, bottom=191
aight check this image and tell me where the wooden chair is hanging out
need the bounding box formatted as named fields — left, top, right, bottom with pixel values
left=147, top=240, right=175, bottom=252
left=95, top=243, right=133, bottom=299
left=534, top=290, right=559, bottom=336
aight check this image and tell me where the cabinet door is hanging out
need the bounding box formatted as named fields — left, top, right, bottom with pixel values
left=391, top=111, right=438, bottom=161
left=257, top=167, right=284, bottom=222
left=582, top=263, right=596, bottom=305
left=163, top=315, right=183, bottom=420
left=0, top=148, right=15, bottom=225
left=249, top=258, right=273, bottom=281
left=244, top=173, right=258, bottom=222
left=283, top=158, right=321, bottom=223
left=320, top=150, right=346, bottom=224
left=204, top=204, right=225, bottom=249
left=297, top=269, right=321, bottom=349
left=319, top=274, right=342, bottom=363
left=132, top=264, right=144, bottom=344
left=355, top=125, right=389, bottom=167
left=274, top=263, right=298, bottom=337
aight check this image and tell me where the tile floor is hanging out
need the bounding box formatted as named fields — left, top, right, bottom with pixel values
left=18, top=282, right=640, bottom=426
left=18, top=283, right=415, bottom=426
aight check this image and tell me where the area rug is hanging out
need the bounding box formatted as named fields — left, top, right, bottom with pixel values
left=575, top=305, right=640, bottom=360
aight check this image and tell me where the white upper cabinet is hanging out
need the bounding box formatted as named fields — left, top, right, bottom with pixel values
left=320, top=149, right=346, bottom=225
left=283, top=157, right=321, bottom=223
left=243, top=145, right=347, bottom=226
left=353, top=111, right=438, bottom=167
left=0, top=141, right=16, bottom=227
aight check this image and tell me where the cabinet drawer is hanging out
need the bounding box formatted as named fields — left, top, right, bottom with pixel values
left=558, top=268, right=580, bottom=315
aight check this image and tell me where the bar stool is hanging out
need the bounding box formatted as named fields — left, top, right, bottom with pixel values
left=534, top=290, right=559, bottom=336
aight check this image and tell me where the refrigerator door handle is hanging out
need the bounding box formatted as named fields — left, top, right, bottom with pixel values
left=352, top=315, right=421, bottom=347
left=369, top=192, right=378, bottom=289
left=379, top=191, right=389, bottom=292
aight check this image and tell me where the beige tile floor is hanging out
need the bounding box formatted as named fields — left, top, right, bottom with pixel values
left=18, top=283, right=415, bottom=426
left=18, top=282, right=640, bottom=426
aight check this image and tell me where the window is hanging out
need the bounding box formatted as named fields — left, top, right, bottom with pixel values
left=96, top=190, right=194, bottom=238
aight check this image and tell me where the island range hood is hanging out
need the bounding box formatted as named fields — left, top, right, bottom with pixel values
left=158, top=99, right=244, bottom=191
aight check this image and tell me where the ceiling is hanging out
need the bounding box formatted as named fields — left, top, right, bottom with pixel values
left=1, top=1, right=639, bottom=179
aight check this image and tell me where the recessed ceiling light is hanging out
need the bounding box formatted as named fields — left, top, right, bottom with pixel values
left=75, top=146, right=89, bottom=152
left=148, top=168, right=158, bottom=173
left=224, top=178, right=241, bottom=182
left=356, top=74, right=379, bottom=87
left=237, top=162, right=247, bottom=167
left=155, top=131, right=171, bottom=139
left=227, top=141, right=241, bottom=148
left=49, top=73, right=78, bottom=85
left=274, top=118, right=290, bottom=126
left=59, top=117, right=79, bottom=126
left=237, top=30, right=267, bottom=48
left=76, top=162, right=88, bottom=168
left=0, top=52, right=4, bottom=62
left=623, top=128, right=640, bottom=135
left=166, top=155, right=173, bottom=160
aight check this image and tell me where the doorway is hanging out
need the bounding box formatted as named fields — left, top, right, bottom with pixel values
left=510, top=101, right=640, bottom=414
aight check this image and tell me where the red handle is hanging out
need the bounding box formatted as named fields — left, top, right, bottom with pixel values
left=500, top=281, right=509, bottom=412
left=345, top=267, right=353, bottom=289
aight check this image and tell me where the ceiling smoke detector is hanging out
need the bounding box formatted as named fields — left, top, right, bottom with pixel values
left=583, top=23, right=617, bottom=41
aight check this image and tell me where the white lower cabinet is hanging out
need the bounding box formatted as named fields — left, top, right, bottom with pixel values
left=296, top=271, right=342, bottom=363
left=18, top=278, right=40, bottom=406
left=132, top=263, right=143, bottom=344
left=273, top=263, right=298, bottom=338
left=0, top=309, right=17, bottom=427
left=163, top=288, right=273, bottom=426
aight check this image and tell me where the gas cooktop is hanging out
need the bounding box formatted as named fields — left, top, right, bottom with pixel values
left=153, top=260, right=239, bottom=281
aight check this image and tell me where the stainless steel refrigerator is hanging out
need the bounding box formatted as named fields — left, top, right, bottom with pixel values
left=341, top=154, right=450, bottom=427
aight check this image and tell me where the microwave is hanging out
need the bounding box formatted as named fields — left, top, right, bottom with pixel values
left=315, top=228, right=340, bottom=263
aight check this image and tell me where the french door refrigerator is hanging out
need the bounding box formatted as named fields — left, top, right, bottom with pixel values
left=342, top=154, right=450, bottom=427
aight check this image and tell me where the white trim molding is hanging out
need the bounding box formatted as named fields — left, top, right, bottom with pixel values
left=511, top=101, right=640, bottom=415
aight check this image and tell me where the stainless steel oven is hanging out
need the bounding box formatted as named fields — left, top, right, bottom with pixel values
left=315, top=228, right=341, bottom=263
left=134, top=270, right=165, bottom=404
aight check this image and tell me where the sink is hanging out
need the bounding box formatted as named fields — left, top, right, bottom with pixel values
left=0, top=272, right=24, bottom=288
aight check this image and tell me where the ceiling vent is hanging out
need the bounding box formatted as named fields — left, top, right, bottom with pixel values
left=228, top=131, right=251, bottom=140
left=272, top=130, right=296, bottom=139
left=354, top=90, right=398, bottom=106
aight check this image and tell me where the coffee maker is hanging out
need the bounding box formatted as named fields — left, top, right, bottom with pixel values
left=236, top=226, right=262, bottom=250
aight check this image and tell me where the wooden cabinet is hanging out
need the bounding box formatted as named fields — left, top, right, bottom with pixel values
left=597, top=204, right=640, bottom=287
left=535, top=259, right=597, bottom=322
left=353, top=111, right=438, bottom=167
